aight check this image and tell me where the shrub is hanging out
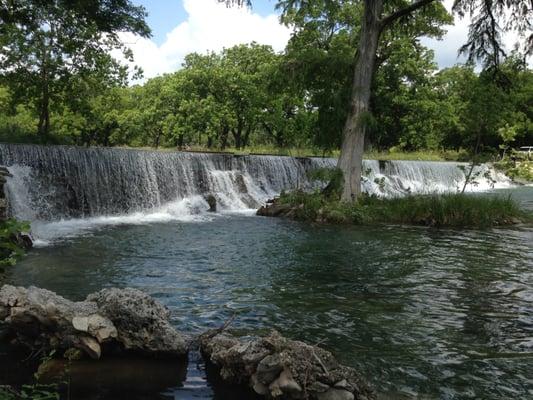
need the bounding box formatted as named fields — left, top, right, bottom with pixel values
left=0, top=218, right=31, bottom=266
left=277, top=191, right=530, bottom=228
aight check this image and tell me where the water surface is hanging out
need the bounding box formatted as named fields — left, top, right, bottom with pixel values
left=2, top=187, right=533, bottom=399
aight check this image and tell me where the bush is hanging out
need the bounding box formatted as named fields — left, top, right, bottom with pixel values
left=278, top=191, right=530, bottom=228
left=0, top=218, right=31, bottom=266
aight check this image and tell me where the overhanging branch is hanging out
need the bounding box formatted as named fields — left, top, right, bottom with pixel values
left=380, top=0, right=437, bottom=31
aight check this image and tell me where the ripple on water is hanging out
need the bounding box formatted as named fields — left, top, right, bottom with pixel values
left=4, top=208, right=533, bottom=399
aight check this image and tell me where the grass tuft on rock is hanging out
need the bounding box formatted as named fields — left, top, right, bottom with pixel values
left=274, top=191, right=530, bottom=228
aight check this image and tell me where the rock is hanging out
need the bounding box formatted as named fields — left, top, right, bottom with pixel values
left=79, top=336, right=101, bottom=360
left=14, top=232, right=33, bottom=250
left=273, top=368, right=303, bottom=396
left=257, top=202, right=295, bottom=218
left=205, top=194, right=217, bottom=212
left=0, top=285, right=187, bottom=359
left=251, top=374, right=269, bottom=396
left=308, top=381, right=331, bottom=393
left=87, top=314, right=117, bottom=343
left=87, top=288, right=187, bottom=356
left=256, top=354, right=284, bottom=384
left=200, top=330, right=375, bottom=400
left=72, top=316, right=89, bottom=332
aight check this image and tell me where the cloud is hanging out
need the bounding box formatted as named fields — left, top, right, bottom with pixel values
left=422, top=0, right=529, bottom=69
left=118, top=0, right=291, bottom=82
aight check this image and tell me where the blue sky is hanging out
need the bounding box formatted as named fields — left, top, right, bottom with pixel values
left=135, top=0, right=279, bottom=46
left=121, top=1, right=524, bottom=81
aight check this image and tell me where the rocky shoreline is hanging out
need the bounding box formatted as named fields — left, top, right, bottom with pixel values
left=0, top=284, right=375, bottom=400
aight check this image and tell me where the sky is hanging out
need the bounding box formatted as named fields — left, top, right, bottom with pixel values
left=122, top=0, right=525, bottom=82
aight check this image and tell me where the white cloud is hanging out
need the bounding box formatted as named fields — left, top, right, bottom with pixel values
left=118, top=0, right=291, bottom=82
left=118, top=0, right=529, bottom=81
left=422, top=0, right=529, bottom=69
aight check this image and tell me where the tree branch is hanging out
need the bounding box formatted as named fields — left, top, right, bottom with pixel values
left=380, top=0, right=437, bottom=31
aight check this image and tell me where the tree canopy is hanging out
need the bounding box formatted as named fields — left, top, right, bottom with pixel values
left=0, top=0, right=530, bottom=189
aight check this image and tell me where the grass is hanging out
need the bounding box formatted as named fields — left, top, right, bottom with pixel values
left=363, top=149, right=469, bottom=162
left=119, top=144, right=475, bottom=161
left=277, top=191, right=530, bottom=228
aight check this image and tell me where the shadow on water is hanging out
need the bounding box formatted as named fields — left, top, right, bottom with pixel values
left=0, top=347, right=260, bottom=400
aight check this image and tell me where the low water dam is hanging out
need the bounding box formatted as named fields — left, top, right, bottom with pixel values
left=0, top=143, right=531, bottom=400
left=0, top=143, right=511, bottom=223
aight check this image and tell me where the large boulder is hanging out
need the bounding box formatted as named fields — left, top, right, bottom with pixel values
left=200, top=330, right=375, bottom=400
left=0, top=285, right=187, bottom=359
left=86, top=288, right=186, bottom=356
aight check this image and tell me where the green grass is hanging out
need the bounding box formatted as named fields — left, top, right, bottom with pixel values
left=277, top=191, right=530, bottom=228
left=119, top=144, right=476, bottom=161
left=363, top=149, right=468, bottom=161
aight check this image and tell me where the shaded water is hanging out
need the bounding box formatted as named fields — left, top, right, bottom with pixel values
left=2, top=187, right=532, bottom=399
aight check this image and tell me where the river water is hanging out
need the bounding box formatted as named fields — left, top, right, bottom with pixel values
left=2, top=187, right=532, bottom=399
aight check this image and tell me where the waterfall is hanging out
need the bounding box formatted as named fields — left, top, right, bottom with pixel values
left=0, top=144, right=512, bottom=224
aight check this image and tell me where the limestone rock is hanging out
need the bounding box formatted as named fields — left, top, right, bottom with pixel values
left=0, top=285, right=187, bottom=359
left=72, top=316, right=89, bottom=332
left=200, top=330, right=375, bottom=400
left=79, top=336, right=101, bottom=360
left=87, top=288, right=187, bottom=355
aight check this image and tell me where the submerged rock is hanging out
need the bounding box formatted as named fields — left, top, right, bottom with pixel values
left=0, top=285, right=187, bottom=359
left=200, top=330, right=375, bottom=400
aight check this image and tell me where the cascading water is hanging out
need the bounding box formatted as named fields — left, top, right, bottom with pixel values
left=0, top=143, right=512, bottom=231
left=0, top=144, right=332, bottom=221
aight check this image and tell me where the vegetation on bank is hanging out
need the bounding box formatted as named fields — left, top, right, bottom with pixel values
left=272, top=190, right=530, bottom=228
left=114, top=145, right=473, bottom=161
left=495, top=160, right=533, bottom=183
left=0, top=384, right=59, bottom=400
left=0, top=219, right=31, bottom=267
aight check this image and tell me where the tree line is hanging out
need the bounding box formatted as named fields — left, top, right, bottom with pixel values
left=1, top=1, right=532, bottom=199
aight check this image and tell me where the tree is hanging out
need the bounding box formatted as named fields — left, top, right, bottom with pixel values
left=0, top=0, right=150, bottom=138
left=224, top=0, right=532, bottom=201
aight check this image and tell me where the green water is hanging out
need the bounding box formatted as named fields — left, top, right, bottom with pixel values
left=2, top=188, right=533, bottom=399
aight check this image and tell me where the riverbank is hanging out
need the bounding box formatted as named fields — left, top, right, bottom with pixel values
left=258, top=192, right=532, bottom=228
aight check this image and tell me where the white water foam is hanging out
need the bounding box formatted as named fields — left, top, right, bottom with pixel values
left=29, top=196, right=218, bottom=246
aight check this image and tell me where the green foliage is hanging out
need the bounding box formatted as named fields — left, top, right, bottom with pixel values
left=307, top=167, right=344, bottom=198
left=278, top=191, right=529, bottom=228
left=0, top=384, right=59, bottom=400
left=0, top=219, right=30, bottom=266
left=0, top=1, right=531, bottom=158
left=495, top=160, right=533, bottom=182
left=0, top=0, right=150, bottom=137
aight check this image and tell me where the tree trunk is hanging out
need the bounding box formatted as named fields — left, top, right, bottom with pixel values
left=37, top=55, right=50, bottom=138
left=220, top=125, right=229, bottom=150
left=153, top=128, right=162, bottom=149
left=233, top=119, right=243, bottom=149
left=242, top=126, right=252, bottom=149
left=338, top=0, right=383, bottom=201
left=37, top=85, right=50, bottom=138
